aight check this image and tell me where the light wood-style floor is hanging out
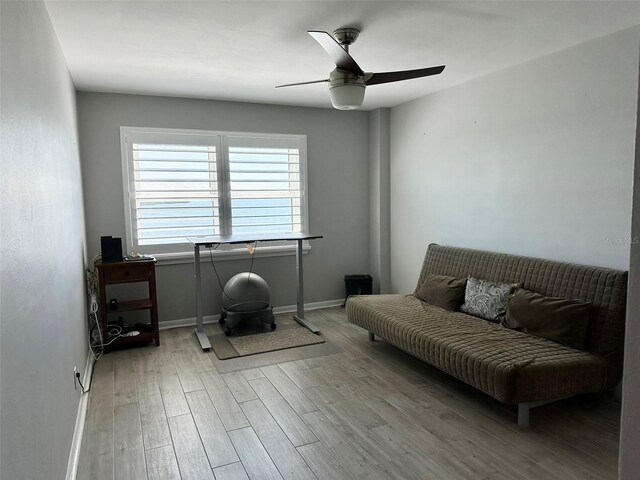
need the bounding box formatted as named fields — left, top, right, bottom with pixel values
left=77, top=307, right=621, bottom=480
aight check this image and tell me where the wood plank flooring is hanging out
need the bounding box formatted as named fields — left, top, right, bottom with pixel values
left=77, top=307, right=621, bottom=480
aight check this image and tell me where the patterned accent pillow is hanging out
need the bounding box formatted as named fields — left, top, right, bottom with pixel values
left=460, top=277, right=521, bottom=322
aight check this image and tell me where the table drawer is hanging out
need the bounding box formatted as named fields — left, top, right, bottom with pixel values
left=100, top=263, right=152, bottom=283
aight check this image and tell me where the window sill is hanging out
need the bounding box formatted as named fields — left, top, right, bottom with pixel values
left=154, top=243, right=311, bottom=266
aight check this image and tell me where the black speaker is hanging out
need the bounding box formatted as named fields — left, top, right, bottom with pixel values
left=343, top=274, right=373, bottom=306
left=101, top=236, right=123, bottom=263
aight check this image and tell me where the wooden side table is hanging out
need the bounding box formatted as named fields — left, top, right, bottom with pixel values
left=95, top=259, right=160, bottom=352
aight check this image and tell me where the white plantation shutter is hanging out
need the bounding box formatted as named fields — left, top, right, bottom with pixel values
left=121, top=128, right=307, bottom=255
left=132, top=142, right=220, bottom=245
left=225, top=136, right=304, bottom=235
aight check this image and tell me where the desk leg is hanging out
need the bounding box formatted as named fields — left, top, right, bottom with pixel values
left=292, top=239, right=320, bottom=333
left=193, top=245, right=212, bottom=350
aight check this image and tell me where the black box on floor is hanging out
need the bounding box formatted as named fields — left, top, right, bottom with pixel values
left=343, top=274, right=373, bottom=306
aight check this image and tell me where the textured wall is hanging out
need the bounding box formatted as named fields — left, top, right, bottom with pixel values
left=619, top=44, right=640, bottom=480
left=369, top=108, right=391, bottom=293
left=0, top=2, right=88, bottom=479
left=389, top=27, right=639, bottom=294
left=76, top=92, right=370, bottom=322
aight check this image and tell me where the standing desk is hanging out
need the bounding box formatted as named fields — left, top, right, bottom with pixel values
left=188, top=233, right=323, bottom=350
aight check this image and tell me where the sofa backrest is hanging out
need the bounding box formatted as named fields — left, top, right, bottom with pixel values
left=417, top=244, right=628, bottom=388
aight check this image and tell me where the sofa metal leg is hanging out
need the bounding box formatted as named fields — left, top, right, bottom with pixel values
left=368, top=332, right=375, bottom=341
left=518, top=403, right=530, bottom=427
left=517, top=397, right=568, bottom=427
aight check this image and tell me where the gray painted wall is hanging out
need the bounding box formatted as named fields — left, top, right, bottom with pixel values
left=619, top=46, right=640, bottom=480
left=389, top=27, right=640, bottom=294
left=76, top=92, right=370, bottom=322
left=369, top=109, right=391, bottom=293
left=0, top=2, right=88, bottom=479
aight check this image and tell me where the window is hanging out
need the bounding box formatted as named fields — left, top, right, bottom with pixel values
left=120, top=127, right=308, bottom=258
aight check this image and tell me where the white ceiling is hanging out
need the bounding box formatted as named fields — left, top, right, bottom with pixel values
left=45, top=1, right=640, bottom=110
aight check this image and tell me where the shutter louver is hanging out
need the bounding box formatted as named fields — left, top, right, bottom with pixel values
left=132, top=143, right=220, bottom=245
left=228, top=147, right=302, bottom=235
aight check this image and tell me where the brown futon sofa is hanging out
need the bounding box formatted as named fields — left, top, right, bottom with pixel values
left=346, top=244, right=627, bottom=426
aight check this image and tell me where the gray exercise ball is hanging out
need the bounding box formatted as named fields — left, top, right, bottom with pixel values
left=222, top=272, right=271, bottom=312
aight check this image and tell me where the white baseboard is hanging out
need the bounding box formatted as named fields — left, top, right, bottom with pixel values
left=272, top=299, right=343, bottom=314
left=159, top=299, right=343, bottom=330
left=159, top=314, right=221, bottom=330
left=65, top=349, right=95, bottom=480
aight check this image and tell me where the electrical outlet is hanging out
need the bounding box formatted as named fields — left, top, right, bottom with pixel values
left=73, top=366, right=78, bottom=390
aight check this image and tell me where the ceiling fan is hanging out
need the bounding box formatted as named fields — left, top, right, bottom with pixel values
left=276, top=28, right=445, bottom=110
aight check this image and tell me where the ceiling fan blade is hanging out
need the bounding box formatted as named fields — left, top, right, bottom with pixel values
left=307, top=31, right=364, bottom=75
left=276, top=79, right=329, bottom=88
left=366, top=65, right=445, bottom=86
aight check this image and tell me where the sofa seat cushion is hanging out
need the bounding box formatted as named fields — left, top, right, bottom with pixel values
left=346, top=294, right=606, bottom=404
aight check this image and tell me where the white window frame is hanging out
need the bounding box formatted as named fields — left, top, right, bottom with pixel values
left=120, top=126, right=310, bottom=264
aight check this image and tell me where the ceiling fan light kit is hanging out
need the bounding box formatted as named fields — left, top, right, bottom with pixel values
left=329, top=69, right=365, bottom=110
left=276, top=27, right=445, bottom=110
left=329, top=82, right=366, bottom=110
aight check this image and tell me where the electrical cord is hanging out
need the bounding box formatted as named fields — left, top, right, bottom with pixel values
left=81, top=254, right=104, bottom=394
left=86, top=255, right=104, bottom=361
left=89, top=324, right=126, bottom=349
left=208, top=244, right=227, bottom=292
left=208, top=242, right=257, bottom=303
left=77, top=376, right=90, bottom=395
left=76, top=362, right=96, bottom=395
left=89, top=293, right=103, bottom=359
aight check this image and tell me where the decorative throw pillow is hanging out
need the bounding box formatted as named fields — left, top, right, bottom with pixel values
left=460, top=277, right=520, bottom=322
left=415, top=274, right=467, bottom=311
left=502, top=288, right=591, bottom=349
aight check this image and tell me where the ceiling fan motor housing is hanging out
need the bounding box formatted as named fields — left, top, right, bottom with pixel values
left=333, top=28, right=360, bottom=47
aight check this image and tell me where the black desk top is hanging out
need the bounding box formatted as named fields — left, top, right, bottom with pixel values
left=188, top=233, right=323, bottom=246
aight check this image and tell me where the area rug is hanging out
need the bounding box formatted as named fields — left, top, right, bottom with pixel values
left=208, top=315, right=325, bottom=360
